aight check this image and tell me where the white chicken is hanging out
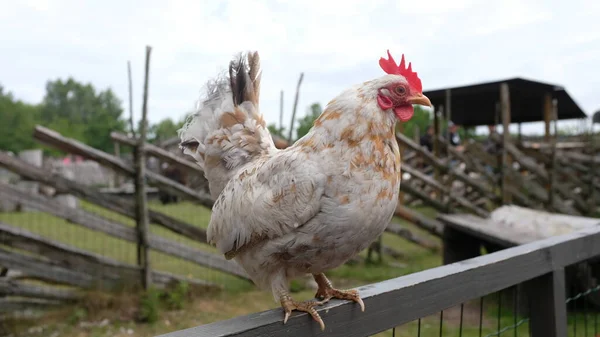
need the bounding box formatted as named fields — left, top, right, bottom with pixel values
left=179, top=50, right=431, bottom=330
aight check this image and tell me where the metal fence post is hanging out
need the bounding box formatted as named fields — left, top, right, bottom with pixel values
left=524, top=268, right=567, bottom=337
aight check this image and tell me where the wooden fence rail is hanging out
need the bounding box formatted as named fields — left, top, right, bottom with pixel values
left=0, top=181, right=249, bottom=281
left=157, top=218, right=600, bottom=337
left=0, top=151, right=208, bottom=243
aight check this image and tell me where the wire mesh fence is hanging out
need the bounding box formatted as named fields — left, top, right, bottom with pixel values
left=0, top=128, right=247, bottom=322
left=378, top=259, right=600, bottom=337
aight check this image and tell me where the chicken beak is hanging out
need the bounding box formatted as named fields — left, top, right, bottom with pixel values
left=408, top=93, right=432, bottom=107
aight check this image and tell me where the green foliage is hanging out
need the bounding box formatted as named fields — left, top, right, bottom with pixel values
left=0, top=85, right=41, bottom=153
left=146, top=116, right=187, bottom=144
left=267, top=124, right=286, bottom=139
left=164, top=281, right=190, bottom=310
left=295, top=103, right=323, bottom=140
left=39, top=78, right=127, bottom=154
left=67, top=307, right=88, bottom=325
left=138, top=287, right=161, bottom=323
left=400, top=105, right=432, bottom=139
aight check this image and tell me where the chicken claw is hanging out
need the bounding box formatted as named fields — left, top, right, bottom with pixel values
left=313, top=273, right=366, bottom=312
left=280, top=294, right=326, bottom=330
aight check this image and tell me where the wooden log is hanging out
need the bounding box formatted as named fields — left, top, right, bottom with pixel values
left=0, top=298, right=61, bottom=313
left=0, top=182, right=249, bottom=280
left=547, top=99, right=558, bottom=209
left=402, top=163, right=489, bottom=217
left=111, top=132, right=203, bottom=176
left=397, top=133, right=497, bottom=203
left=0, top=247, right=100, bottom=289
left=135, top=45, right=152, bottom=290
left=500, top=83, right=512, bottom=204
left=385, top=223, right=439, bottom=252
left=394, top=204, right=443, bottom=237
left=381, top=246, right=405, bottom=260
left=0, top=152, right=208, bottom=244
left=33, top=126, right=215, bottom=208
left=0, top=279, right=80, bottom=302
left=0, top=220, right=217, bottom=289
left=400, top=181, right=446, bottom=213
left=490, top=135, right=588, bottom=213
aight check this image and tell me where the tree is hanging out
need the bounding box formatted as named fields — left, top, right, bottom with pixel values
left=295, top=103, right=323, bottom=140
left=147, top=117, right=187, bottom=144
left=0, top=85, right=41, bottom=153
left=40, top=78, right=127, bottom=153
left=267, top=124, right=286, bottom=139
left=399, top=105, right=432, bottom=139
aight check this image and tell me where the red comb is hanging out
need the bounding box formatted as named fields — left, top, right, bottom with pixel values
left=379, top=50, right=422, bottom=92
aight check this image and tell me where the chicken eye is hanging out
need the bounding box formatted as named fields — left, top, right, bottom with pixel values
left=394, top=86, right=406, bottom=95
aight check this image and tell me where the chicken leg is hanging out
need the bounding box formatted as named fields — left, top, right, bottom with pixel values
left=313, top=273, right=365, bottom=311
left=280, top=294, right=327, bottom=330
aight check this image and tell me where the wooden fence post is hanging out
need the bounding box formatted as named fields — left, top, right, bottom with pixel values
left=524, top=268, right=567, bottom=337
left=591, top=121, right=598, bottom=214
left=547, top=99, right=558, bottom=209
left=135, top=46, right=152, bottom=290
left=500, top=83, right=512, bottom=205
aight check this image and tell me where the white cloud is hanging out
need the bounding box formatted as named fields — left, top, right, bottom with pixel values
left=0, top=0, right=599, bottom=138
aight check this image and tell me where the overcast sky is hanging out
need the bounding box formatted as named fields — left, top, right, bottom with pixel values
left=1, top=0, right=599, bottom=135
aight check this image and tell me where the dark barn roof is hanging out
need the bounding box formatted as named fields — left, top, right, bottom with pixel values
left=594, top=110, right=600, bottom=124
left=423, top=77, right=587, bottom=127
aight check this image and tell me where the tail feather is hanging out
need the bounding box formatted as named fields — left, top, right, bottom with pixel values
left=178, top=51, right=276, bottom=199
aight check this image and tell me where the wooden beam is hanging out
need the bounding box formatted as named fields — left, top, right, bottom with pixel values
left=0, top=182, right=249, bottom=281
left=394, top=204, right=443, bottom=237
left=525, top=269, right=567, bottom=337
left=500, top=83, right=512, bottom=204
left=544, top=92, right=552, bottom=142
left=0, top=298, right=61, bottom=313
left=0, top=247, right=98, bottom=289
left=0, top=220, right=217, bottom=289
left=547, top=99, right=558, bottom=209
left=0, top=152, right=208, bottom=244
left=0, top=279, right=80, bottom=302
left=111, top=132, right=203, bottom=176
left=156, top=222, right=600, bottom=337
left=385, top=223, right=439, bottom=252
left=402, top=163, right=489, bottom=217
left=33, top=126, right=215, bottom=208
left=135, top=45, right=152, bottom=290
left=396, top=133, right=499, bottom=204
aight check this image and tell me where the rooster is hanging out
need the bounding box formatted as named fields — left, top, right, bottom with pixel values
left=178, top=50, right=431, bottom=330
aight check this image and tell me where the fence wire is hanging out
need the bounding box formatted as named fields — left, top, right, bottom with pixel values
left=380, top=260, right=600, bottom=337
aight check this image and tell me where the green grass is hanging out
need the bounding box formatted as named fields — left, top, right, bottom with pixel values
left=1, top=202, right=598, bottom=337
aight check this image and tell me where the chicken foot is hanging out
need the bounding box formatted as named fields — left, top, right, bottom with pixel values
left=313, top=273, right=365, bottom=312
left=280, top=294, right=327, bottom=330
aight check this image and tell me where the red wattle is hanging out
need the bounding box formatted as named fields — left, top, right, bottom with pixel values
left=394, top=105, right=414, bottom=122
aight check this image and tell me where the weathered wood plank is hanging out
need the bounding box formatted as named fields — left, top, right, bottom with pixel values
left=157, top=222, right=600, bottom=337
left=0, top=298, right=62, bottom=313
left=0, top=247, right=99, bottom=289
left=402, top=163, right=489, bottom=217
left=111, top=132, right=203, bottom=176
left=399, top=181, right=447, bottom=212
left=0, top=182, right=249, bottom=280
left=0, top=152, right=208, bottom=244
left=385, top=223, right=439, bottom=252
left=0, top=279, right=80, bottom=302
left=397, top=133, right=498, bottom=203
left=525, top=269, right=567, bottom=337
left=0, top=220, right=218, bottom=289
left=500, top=83, right=512, bottom=204
left=33, top=126, right=215, bottom=208
left=135, top=45, right=153, bottom=289
left=394, top=204, right=443, bottom=237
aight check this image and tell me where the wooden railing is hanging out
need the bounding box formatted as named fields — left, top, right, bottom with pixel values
left=157, top=219, right=600, bottom=337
